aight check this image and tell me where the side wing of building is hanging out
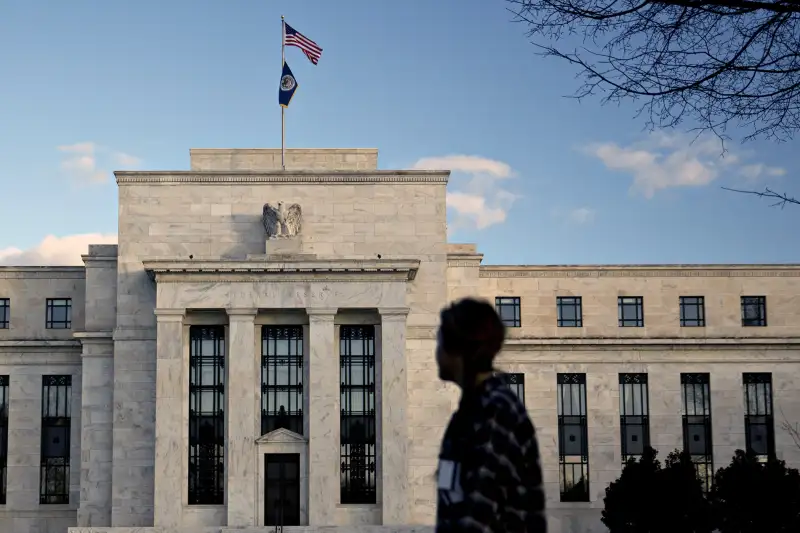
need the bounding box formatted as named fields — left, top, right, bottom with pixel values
left=446, top=243, right=800, bottom=533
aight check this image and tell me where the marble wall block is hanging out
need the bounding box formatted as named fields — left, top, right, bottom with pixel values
left=77, top=341, right=114, bottom=527
left=152, top=310, right=185, bottom=530
left=6, top=372, right=44, bottom=509
left=225, top=309, right=259, bottom=527
left=378, top=308, right=410, bottom=525
left=306, top=309, right=338, bottom=525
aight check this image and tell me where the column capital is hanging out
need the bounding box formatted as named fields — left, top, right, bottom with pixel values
left=226, top=308, right=259, bottom=318
left=378, top=307, right=410, bottom=320
left=306, top=307, right=338, bottom=317
left=154, top=309, right=185, bottom=322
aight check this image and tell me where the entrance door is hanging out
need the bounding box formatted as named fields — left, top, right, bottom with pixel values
left=264, top=453, right=301, bottom=526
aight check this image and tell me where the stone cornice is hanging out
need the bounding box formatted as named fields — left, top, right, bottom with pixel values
left=479, top=264, right=800, bottom=278
left=115, top=170, right=450, bottom=184
left=503, top=336, right=800, bottom=349
left=0, top=267, right=85, bottom=279
left=379, top=307, right=411, bottom=319
left=0, top=339, right=81, bottom=350
left=143, top=258, right=420, bottom=283
left=73, top=331, right=114, bottom=343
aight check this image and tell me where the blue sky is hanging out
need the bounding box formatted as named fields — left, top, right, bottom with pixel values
left=0, top=0, right=797, bottom=266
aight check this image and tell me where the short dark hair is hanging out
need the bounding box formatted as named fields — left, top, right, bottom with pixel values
left=439, top=297, right=506, bottom=371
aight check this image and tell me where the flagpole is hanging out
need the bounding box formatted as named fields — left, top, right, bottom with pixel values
left=281, top=15, right=286, bottom=170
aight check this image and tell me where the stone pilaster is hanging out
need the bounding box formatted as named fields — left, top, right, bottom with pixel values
left=6, top=372, right=43, bottom=510
left=152, top=308, right=185, bottom=530
left=75, top=332, right=114, bottom=527
left=225, top=308, right=259, bottom=527
left=306, top=308, right=338, bottom=525
left=378, top=307, right=410, bottom=525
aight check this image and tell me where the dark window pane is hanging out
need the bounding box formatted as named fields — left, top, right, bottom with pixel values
left=743, top=373, right=775, bottom=460
left=262, top=326, right=304, bottom=436
left=505, top=373, right=525, bottom=406
left=0, top=299, right=8, bottom=329
left=0, top=376, right=8, bottom=504
left=618, top=297, right=644, bottom=327
left=40, top=375, right=71, bottom=504
left=188, top=326, right=225, bottom=505
left=495, top=297, right=521, bottom=327
left=557, top=297, right=583, bottom=327
left=680, top=296, right=706, bottom=327
left=340, top=326, right=377, bottom=504
left=557, top=374, right=589, bottom=502
left=681, top=373, right=713, bottom=492
left=45, top=299, right=72, bottom=329
left=741, top=296, right=767, bottom=327
left=619, top=373, right=650, bottom=462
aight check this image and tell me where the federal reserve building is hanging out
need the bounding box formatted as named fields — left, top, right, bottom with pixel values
left=0, top=148, right=798, bottom=533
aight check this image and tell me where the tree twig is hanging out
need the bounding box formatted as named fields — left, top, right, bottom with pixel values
left=721, top=186, right=800, bottom=208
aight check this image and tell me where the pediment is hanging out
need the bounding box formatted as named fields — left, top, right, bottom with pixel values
left=255, top=427, right=307, bottom=444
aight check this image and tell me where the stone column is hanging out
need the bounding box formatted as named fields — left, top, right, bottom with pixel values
left=152, top=308, right=185, bottom=530
left=378, top=307, right=410, bottom=525
left=75, top=332, right=114, bottom=527
left=226, top=308, right=259, bottom=527
left=306, top=308, right=338, bottom=525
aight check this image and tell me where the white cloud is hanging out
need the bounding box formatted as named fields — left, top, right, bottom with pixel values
left=57, top=142, right=141, bottom=184
left=0, top=233, right=117, bottom=266
left=583, top=131, right=786, bottom=198
left=551, top=206, right=596, bottom=225
left=413, top=155, right=520, bottom=232
left=568, top=207, right=595, bottom=224
left=413, top=154, right=514, bottom=179
left=114, top=152, right=142, bottom=167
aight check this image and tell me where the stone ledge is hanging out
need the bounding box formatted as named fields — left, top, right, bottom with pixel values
left=115, top=170, right=449, bottom=184
left=504, top=336, right=800, bottom=347
left=69, top=528, right=435, bottom=533
left=143, top=258, right=420, bottom=282
left=0, top=266, right=85, bottom=278
left=480, top=264, right=800, bottom=278
left=0, top=339, right=81, bottom=349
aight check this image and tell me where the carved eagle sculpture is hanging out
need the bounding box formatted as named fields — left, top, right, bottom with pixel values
left=262, top=202, right=302, bottom=239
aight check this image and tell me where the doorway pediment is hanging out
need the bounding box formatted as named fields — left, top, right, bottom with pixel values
left=256, top=427, right=307, bottom=444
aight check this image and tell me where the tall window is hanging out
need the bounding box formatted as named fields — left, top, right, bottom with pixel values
left=557, top=373, right=589, bottom=502
left=743, top=373, right=775, bottom=461
left=681, top=373, right=713, bottom=492
left=0, top=299, right=8, bottom=329
left=619, top=373, right=650, bottom=463
left=0, top=376, right=8, bottom=504
left=45, top=298, right=72, bottom=329
left=261, top=326, right=304, bottom=435
left=40, top=375, right=71, bottom=504
left=557, top=297, right=582, bottom=327
left=741, top=296, right=767, bottom=327
left=618, top=297, right=644, bottom=327
left=495, top=297, right=521, bottom=327
left=188, top=326, right=225, bottom=505
left=506, top=373, right=525, bottom=406
left=680, top=297, right=706, bottom=327
left=340, top=326, right=377, bottom=504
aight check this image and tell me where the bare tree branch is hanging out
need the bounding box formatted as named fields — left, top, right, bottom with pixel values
left=779, top=408, right=800, bottom=450
left=721, top=185, right=800, bottom=207
left=506, top=0, right=800, bottom=142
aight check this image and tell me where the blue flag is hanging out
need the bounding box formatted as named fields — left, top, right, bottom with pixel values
left=279, top=61, right=298, bottom=108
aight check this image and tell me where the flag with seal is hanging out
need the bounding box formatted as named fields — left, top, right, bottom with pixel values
left=279, top=61, right=298, bottom=107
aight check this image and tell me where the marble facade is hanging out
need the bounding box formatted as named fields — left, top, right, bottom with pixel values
left=0, top=148, right=797, bottom=533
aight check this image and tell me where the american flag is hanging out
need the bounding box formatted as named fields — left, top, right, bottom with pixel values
left=283, top=23, right=323, bottom=65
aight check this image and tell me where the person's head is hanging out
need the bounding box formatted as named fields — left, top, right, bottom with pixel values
left=436, top=297, right=506, bottom=387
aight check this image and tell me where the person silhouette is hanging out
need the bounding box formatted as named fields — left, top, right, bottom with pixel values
left=435, top=297, right=546, bottom=533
